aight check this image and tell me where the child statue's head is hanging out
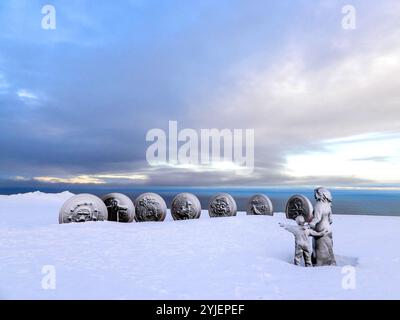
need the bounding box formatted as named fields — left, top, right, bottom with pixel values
left=295, top=215, right=305, bottom=226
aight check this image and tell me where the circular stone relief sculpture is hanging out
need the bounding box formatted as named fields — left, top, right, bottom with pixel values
left=134, top=193, right=167, bottom=222
left=285, top=194, right=314, bottom=222
left=101, top=193, right=135, bottom=223
left=171, top=193, right=201, bottom=220
left=246, top=194, right=274, bottom=216
left=59, top=194, right=108, bottom=224
left=208, top=193, right=237, bottom=218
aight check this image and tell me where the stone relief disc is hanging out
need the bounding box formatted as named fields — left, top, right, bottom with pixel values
left=208, top=193, right=237, bottom=218
left=101, top=193, right=135, bottom=223
left=285, top=194, right=314, bottom=222
left=59, top=193, right=108, bottom=224
left=134, top=192, right=167, bottom=222
left=171, top=193, right=201, bottom=220
left=246, top=194, right=274, bottom=216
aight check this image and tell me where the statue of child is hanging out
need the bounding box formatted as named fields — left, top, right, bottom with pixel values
left=279, top=216, right=327, bottom=267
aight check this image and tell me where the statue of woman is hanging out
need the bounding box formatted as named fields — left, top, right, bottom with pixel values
left=309, top=187, right=336, bottom=266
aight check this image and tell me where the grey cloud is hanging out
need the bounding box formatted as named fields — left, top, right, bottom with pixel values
left=0, top=0, right=399, bottom=188
left=351, top=156, right=389, bottom=162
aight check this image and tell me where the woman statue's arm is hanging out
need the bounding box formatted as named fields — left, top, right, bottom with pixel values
left=309, top=205, right=322, bottom=229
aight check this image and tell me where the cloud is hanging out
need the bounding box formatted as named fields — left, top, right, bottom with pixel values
left=285, top=132, right=400, bottom=182
left=351, top=156, right=389, bottom=162
left=0, top=72, right=9, bottom=94
left=0, top=1, right=400, bottom=188
left=14, top=176, right=30, bottom=181
left=34, top=175, right=105, bottom=185
left=17, top=89, right=38, bottom=100
left=188, top=2, right=400, bottom=185
left=95, top=174, right=147, bottom=179
left=32, top=172, right=149, bottom=185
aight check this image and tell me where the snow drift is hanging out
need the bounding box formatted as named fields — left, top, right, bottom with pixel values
left=0, top=192, right=399, bottom=299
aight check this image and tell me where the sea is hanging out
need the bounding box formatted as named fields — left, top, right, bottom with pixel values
left=1, top=186, right=399, bottom=217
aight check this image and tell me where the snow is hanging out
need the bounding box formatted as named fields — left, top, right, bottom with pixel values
left=0, top=192, right=399, bottom=299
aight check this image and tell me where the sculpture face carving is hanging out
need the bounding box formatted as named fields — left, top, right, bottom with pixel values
left=69, top=204, right=97, bottom=222
left=59, top=194, right=108, bottom=224
left=212, top=198, right=230, bottom=215
left=177, top=200, right=193, bottom=216
left=171, top=193, right=201, bottom=220
left=285, top=195, right=313, bottom=222
left=137, top=197, right=160, bottom=220
left=246, top=194, right=273, bottom=215
left=208, top=193, right=237, bottom=217
left=134, top=193, right=167, bottom=222
left=288, top=199, right=305, bottom=217
left=250, top=201, right=267, bottom=214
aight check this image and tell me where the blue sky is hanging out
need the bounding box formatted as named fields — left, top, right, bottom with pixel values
left=0, top=0, right=400, bottom=190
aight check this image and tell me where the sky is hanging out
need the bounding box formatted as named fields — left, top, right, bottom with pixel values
left=0, top=0, right=400, bottom=190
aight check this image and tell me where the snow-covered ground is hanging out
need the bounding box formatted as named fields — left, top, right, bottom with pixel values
left=0, top=192, right=399, bottom=299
